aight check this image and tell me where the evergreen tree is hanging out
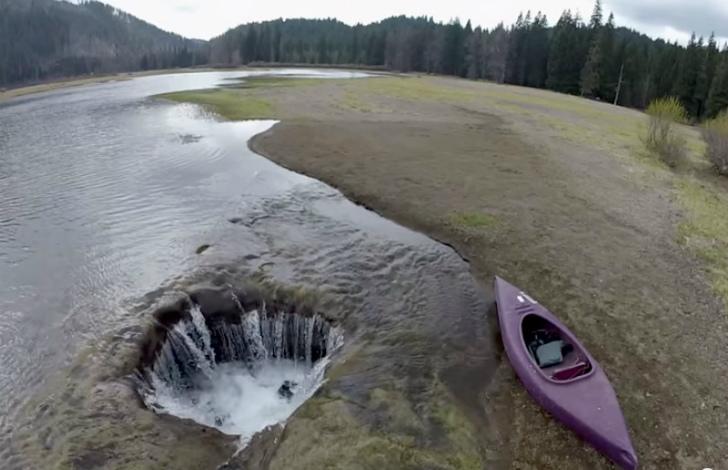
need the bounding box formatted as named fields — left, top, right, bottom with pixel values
left=242, top=28, right=258, bottom=63
left=441, top=19, right=466, bottom=76
left=485, top=23, right=509, bottom=83
left=580, top=40, right=602, bottom=97
left=694, top=33, right=719, bottom=118
left=546, top=11, right=584, bottom=94
left=505, top=13, right=525, bottom=84
left=673, top=34, right=703, bottom=117
left=524, top=12, right=549, bottom=88
left=707, top=49, right=728, bottom=118
left=598, top=13, right=617, bottom=99
left=588, top=0, right=603, bottom=31
left=316, top=35, right=329, bottom=63
left=580, top=1, right=612, bottom=98
left=466, top=27, right=483, bottom=79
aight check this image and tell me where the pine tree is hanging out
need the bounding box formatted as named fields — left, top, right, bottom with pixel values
left=588, top=0, right=603, bottom=31
left=546, top=11, right=583, bottom=94
left=524, top=12, right=549, bottom=88
left=580, top=40, right=601, bottom=97
left=598, top=13, right=616, bottom=99
left=694, top=33, right=719, bottom=118
left=707, top=49, right=728, bottom=117
left=485, top=23, right=509, bottom=83
left=466, top=27, right=483, bottom=79
left=505, top=11, right=532, bottom=86
left=462, top=20, right=475, bottom=77
left=441, top=19, right=466, bottom=76
left=579, top=1, right=605, bottom=97
left=673, top=34, right=702, bottom=116
left=317, top=35, right=329, bottom=63
left=242, top=28, right=258, bottom=64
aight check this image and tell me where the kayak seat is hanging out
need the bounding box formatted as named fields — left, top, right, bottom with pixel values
left=551, top=361, right=590, bottom=381
left=520, top=314, right=592, bottom=381
left=535, top=340, right=565, bottom=367
left=527, top=329, right=559, bottom=359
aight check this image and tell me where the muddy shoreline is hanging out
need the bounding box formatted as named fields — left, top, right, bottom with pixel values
left=6, top=78, right=497, bottom=469
left=241, top=75, right=728, bottom=469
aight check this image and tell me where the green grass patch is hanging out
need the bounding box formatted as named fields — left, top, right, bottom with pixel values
left=449, top=211, right=499, bottom=229
left=676, top=178, right=728, bottom=308
left=224, top=76, right=323, bottom=90
left=365, top=76, right=473, bottom=103
left=339, top=90, right=373, bottom=112
left=156, top=88, right=274, bottom=120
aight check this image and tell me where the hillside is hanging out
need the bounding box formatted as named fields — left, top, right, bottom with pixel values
left=0, top=0, right=208, bottom=86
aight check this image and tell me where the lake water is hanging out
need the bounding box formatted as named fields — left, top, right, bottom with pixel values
left=0, top=70, right=493, bottom=468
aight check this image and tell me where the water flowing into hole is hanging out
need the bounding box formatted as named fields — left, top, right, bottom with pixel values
left=137, top=294, right=342, bottom=444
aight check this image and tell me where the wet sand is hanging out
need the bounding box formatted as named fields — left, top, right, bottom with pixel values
left=239, top=75, right=728, bottom=469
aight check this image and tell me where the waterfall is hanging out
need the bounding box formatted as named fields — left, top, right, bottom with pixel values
left=138, top=293, right=342, bottom=441
left=147, top=304, right=216, bottom=391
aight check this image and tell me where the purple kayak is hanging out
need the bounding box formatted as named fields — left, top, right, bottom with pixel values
left=494, top=276, right=638, bottom=470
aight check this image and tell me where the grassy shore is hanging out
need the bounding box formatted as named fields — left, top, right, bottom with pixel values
left=157, top=74, right=728, bottom=469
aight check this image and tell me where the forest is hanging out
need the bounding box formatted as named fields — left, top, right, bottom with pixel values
left=210, top=1, right=728, bottom=120
left=2, top=0, right=728, bottom=120
left=0, top=0, right=207, bottom=86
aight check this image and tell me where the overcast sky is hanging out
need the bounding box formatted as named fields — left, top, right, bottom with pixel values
left=95, top=0, right=728, bottom=44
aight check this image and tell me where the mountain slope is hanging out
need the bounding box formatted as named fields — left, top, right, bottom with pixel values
left=0, top=0, right=208, bottom=86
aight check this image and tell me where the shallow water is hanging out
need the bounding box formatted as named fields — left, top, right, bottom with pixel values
left=0, top=69, right=360, bottom=422
left=0, top=69, right=494, bottom=468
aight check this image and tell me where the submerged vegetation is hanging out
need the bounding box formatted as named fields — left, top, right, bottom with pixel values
left=156, top=76, right=323, bottom=120
left=157, top=89, right=274, bottom=120
left=224, top=76, right=322, bottom=90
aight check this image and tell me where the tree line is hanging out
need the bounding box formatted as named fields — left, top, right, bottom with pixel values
left=0, top=0, right=207, bottom=87
left=210, top=1, right=728, bottom=120
left=2, top=0, right=728, bottom=120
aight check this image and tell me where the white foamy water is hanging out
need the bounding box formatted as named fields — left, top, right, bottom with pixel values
left=140, top=302, right=342, bottom=444
left=149, top=358, right=329, bottom=441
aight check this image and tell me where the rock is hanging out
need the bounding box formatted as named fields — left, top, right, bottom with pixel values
left=196, top=244, right=212, bottom=255
left=277, top=380, right=297, bottom=400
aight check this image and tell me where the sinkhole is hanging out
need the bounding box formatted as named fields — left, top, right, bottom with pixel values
left=136, top=287, right=342, bottom=444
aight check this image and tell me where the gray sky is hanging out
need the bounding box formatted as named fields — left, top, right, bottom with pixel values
left=94, top=0, right=728, bottom=44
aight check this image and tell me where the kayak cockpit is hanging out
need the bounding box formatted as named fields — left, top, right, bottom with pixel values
left=522, top=314, right=592, bottom=382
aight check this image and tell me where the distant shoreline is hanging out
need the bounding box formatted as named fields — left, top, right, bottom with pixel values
left=0, top=67, right=211, bottom=102
left=0, top=64, right=389, bottom=103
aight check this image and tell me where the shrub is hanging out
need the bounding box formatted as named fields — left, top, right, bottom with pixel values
left=644, top=97, right=687, bottom=167
left=702, top=111, right=728, bottom=176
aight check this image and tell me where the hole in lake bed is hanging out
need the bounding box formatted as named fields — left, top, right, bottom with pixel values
left=136, top=289, right=342, bottom=443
